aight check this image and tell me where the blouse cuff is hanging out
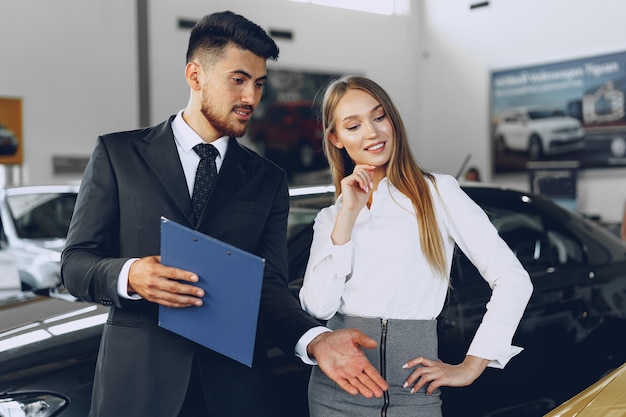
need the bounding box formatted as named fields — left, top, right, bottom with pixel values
left=329, top=239, right=353, bottom=277
left=467, top=323, right=522, bottom=369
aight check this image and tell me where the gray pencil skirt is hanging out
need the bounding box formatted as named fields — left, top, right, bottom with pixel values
left=308, top=313, right=442, bottom=417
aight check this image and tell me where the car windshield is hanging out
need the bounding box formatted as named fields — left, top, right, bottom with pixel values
left=7, top=192, right=77, bottom=239
left=287, top=189, right=334, bottom=238
left=527, top=109, right=565, bottom=119
left=294, top=106, right=318, bottom=121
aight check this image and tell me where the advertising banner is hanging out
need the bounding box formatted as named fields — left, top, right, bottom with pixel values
left=490, top=51, right=626, bottom=173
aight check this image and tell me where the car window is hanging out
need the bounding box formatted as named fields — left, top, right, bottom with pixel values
left=503, top=112, right=522, bottom=123
left=527, top=109, right=564, bottom=119
left=483, top=205, right=584, bottom=270
left=287, top=191, right=334, bottom=282
left=294, top=106, right=317, bottom=121
left=451, top=198, right=585, bottom=287
left=287, top=192, right=334, bottom=238
left=287, top=207, right=320, bottom=239
left=268, top=107, right=289, bottom=123
left=7, top=192, right=77, bottom=239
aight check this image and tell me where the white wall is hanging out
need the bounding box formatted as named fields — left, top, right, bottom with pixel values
left=146, top=1, right=418, bottom=131
left=0, top=0, right=624, bottom=221
left=0, top=0, right=138, bottom=184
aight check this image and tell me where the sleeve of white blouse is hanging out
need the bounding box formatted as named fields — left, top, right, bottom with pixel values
left=435, top=175, right=533, bottom=369
left=299, top=205, right=354, bottom=320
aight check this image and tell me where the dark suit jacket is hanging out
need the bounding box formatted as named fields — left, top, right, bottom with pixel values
left=61, top=116, right=320, bottom=416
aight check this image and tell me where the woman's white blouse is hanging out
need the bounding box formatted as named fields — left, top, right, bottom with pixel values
left=299, top=174, right=533, bottom=368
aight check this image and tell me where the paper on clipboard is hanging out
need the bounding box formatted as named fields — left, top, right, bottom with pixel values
left=158, top=217, right=265, bottom=367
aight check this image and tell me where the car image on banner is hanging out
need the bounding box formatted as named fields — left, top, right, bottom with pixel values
left=494, top=105, right=585, bottom=160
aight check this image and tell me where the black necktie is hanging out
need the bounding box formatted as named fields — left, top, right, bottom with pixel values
left=192, top=143, right=218, bottom=223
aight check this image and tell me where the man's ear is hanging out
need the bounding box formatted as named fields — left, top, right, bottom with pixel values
left=328, top=132, right=344, bottom=149
left=185, top=61, right=202, bottom=91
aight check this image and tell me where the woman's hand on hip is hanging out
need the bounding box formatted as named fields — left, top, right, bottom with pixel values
left=402, top=355, right=489, bottom=395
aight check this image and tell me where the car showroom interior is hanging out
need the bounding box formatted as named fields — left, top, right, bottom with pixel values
left=1, top=1, right=625, bottom=416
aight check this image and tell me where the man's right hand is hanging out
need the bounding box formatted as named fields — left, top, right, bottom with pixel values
left=128, top=256, right=204, bottom=307
left=307, top=328, right=388, bottom=398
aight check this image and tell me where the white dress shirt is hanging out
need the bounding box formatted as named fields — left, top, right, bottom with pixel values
left=299, top=174, right=533, bottom=368
left=170, top=110, right=228, bottom=195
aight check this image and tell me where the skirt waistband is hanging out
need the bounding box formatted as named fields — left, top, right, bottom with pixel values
left=327, top=313, right=439, bottom=387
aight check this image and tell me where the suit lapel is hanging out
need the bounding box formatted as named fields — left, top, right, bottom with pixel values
left=137, top=116, right=196, bottom=226
left=199, top=137, right=257, bottom=223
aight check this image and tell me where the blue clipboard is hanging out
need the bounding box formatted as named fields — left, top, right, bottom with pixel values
left=158, top=217, right=265, bottom=367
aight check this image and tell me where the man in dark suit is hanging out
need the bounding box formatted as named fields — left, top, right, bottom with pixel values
left=61, top=10, right=387, bottom=417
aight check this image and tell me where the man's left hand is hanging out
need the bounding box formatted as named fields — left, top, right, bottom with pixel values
left=307, top=328, right=388, bottom=398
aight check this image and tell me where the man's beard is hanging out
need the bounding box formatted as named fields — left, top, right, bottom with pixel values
left=200, top=94, right=251, bottom=138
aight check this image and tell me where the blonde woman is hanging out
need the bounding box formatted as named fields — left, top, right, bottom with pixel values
left=299, top=75, right=533, bottom=417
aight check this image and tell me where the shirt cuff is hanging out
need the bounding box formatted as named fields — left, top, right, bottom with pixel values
left=330, top=239, right=353, bottom=277
left=117, top=258, right=142, bottom=300
left=467, top=323, right=521, bottom=369
left=294, top=326, right=332, bottom=365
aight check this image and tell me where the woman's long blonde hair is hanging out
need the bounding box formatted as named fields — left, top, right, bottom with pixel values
left=320, top=75, right=446, bottom=276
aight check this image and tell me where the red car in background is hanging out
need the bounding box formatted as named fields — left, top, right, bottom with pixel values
left=248, top=101, right=326, bottom=174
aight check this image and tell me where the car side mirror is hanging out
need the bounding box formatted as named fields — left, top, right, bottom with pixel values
left=0, top=391, right=69, bottom=417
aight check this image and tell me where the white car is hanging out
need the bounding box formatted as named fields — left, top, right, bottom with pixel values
left=0, top=185, right=79, bottom=290
left=0, top=248, right=21, bottom=297
left=494, top=106, right=585, bottom=160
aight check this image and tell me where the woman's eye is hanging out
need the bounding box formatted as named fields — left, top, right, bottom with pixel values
left=346, top=124, right=359, bottom=131
left=374, top=113, right=386, bottom=122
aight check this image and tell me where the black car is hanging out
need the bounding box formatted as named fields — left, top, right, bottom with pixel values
left=435, top=185, right=626, bottom=416
left=1, top=183, right=625, bottom=417
left=0, top=290, right=107, bottom=417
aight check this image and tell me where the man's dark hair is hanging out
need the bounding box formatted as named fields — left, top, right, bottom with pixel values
left=186, top=11, right=279, bottom=63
